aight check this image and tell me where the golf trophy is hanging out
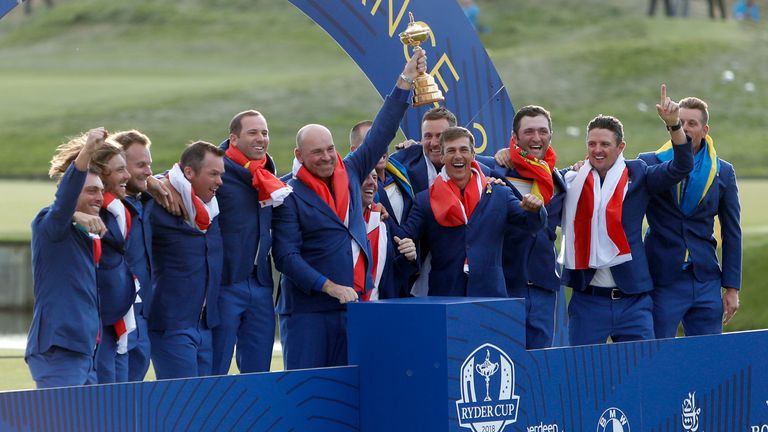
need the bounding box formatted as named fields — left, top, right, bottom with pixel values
left=399, top=12, right=445, bottom=107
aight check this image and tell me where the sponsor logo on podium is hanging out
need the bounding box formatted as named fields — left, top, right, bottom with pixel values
left=597, top=407, right=630, bottom=432
left=456, top=343, right=520, bottom=432
left=682, top=392, right=701, bottom=431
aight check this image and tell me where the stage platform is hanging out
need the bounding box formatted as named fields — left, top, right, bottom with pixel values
left=2, top=297, right=767, bottom=431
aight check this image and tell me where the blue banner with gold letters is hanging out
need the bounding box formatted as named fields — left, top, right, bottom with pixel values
left=286, top=0, right=515, bottom=155
left=0, top=0, right=17, bottom=19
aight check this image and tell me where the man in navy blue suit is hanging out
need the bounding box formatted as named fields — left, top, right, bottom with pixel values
left=398, top=126, right=546, bottom=298
left=89, top=141, right=136, bottom=383
left=147, top=141, right=225, bottom=379
left=356, top=169, right=416, bottom=300
left=639, top=96, right=741, bottom=338
left=390, top=106, right=456, bottom=194
left=112, top=130, right=156, bottom=381
left=26, top=128, right=107, bottom=388
left=272, top=50, right=424, bottom=370
left=350, top=120, right=414, bottom=298
left=389, top=107, right=458, bottom=295
left=477, top=105, right=567, bottom=349
left=561, top=85, right=694, bottom=346
left=211, top=110, right=290, bottom=375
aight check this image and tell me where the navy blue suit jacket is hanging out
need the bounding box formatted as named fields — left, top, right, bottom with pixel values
left=97, top=206, right=137, bottom=325
left=639, top=150, right=741, bottom=288
left=26, top=164, right=100, bottom=357
left=147, top=201, right=223, bottom=330
left=400, top=182, right=547, bottom=298
left=273, top=86, right=410, bottom=314
left=375, top=177, right=415, bottom=298
left=389, top=144, right=433, bottom=194
left=125, top=195, right=153, bottom=319
left=563, top=143, right=694, bottom=294
left=476, top=155, right=567, bottom=293
left=376, top=216, right=417, bottom=299
left=217, top=142, right=276, bottom=289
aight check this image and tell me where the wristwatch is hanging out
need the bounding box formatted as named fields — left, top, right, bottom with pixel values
left=666, top=120, right=683, bottom=132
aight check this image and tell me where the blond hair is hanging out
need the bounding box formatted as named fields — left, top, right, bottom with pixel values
left=679, top=97, right=709, bottom=125
left=111, top=129, right=152, bottom=151
left=48, top=133, right=87, bottom=180
left=48, top=133, right=124, bottom=181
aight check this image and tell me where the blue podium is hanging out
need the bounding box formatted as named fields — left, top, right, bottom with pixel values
left=349, top=297, right=527, bottom=432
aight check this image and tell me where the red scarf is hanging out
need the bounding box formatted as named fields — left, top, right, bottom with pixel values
left=225, top=144, right=291, bottom=207
left=114, top=276, right=138, bottom=354
left=509, top=136, right=557, bottom=205
left=295, top=152, right=350, bottom=224
left=102, top=192, right=132, bottom=239
left=92, top=235, right=102, bottom=266
left=75, top=220, right=101, bottom=265
left=429, top=160, right=488, bottom=227
left=193, top=195, right=211, bottom=231
left=360, top=203, right=387, bottom=301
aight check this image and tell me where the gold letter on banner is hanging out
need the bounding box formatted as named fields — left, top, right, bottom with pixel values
left=472, top=122, right=488, bottom=153
left=430, top=53, right=460, bottom=93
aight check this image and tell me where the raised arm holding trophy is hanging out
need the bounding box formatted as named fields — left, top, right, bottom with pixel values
left=399, top=12, right=444, bottom=107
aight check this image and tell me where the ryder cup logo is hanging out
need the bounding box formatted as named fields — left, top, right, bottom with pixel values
left=597, top=407, right=630, bottom=432
left=456, top=343, right=520, bottom=432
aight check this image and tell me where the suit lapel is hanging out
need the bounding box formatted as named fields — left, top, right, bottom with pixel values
left=290, top=179, right=349, bottom=229
left=100, top=209, right=125, bottom=250
left=553, top=169, right=567, bottom=194
left=467, top=184, right=493, bottom=224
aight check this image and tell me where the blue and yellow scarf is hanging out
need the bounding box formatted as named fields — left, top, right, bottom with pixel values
left=655, top=135, right=720, bottom=216
left=381, top=158, right=415, bottom=199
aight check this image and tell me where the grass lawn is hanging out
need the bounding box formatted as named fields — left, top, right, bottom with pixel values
left=0, top=0, right=765, bottom=177
left=0, top=348, right=285, bottom=392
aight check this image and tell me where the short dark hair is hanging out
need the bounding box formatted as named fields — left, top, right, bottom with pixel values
left=679, top=97, right=709, bottom=125
left=180, top=141, right=225, bottom=172
left=111, top=129, right=151, bottom=151
left=349, top=120, right=373, bottom=150
left=229, top=110, right=264, bottom=136
left=512, top=105, right=552, bottom=135
left=587, top=114, right=624, bottom=144
left=439, top=126, right=475, bottom=154
left=422, top=106, right=457, bottom=127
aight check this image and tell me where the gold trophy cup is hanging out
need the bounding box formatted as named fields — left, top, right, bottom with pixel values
left=399, top=12, right=445, bottom=107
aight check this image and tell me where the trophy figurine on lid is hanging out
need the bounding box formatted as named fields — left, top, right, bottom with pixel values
left=399, top=12, right=445, bottom=107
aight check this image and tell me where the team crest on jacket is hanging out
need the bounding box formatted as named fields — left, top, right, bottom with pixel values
left=456, top=343, right=519, bottom=432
